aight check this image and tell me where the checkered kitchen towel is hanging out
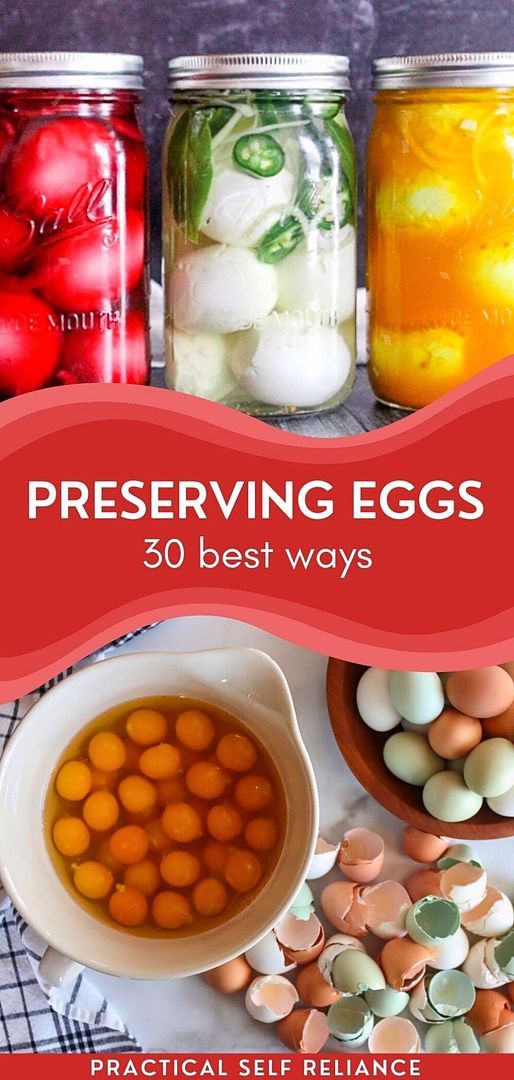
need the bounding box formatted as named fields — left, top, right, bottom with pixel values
left=0, top=627, right=155, bottom=1054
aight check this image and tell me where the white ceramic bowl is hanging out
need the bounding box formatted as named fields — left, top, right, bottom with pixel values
left=0, top=648, right=318, bottom=985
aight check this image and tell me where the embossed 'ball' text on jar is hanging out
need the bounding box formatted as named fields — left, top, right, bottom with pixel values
left=367, top=53, right=514, bottom=410
left=164, top=54, right=357, bottom=417
left=0, top=52, right=150, bottom=397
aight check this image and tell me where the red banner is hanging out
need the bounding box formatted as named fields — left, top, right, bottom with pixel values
left=0, top=357, right=513, bottom=697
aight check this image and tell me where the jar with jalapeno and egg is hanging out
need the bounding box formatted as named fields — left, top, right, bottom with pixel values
left=367, top=52, right=514, bottom=410
left=163, top=53, right=357, bottom=416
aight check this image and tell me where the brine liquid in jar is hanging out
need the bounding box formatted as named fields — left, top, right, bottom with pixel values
left=368, top=53, right=514, bottom=409
left=0, top=52, right=150, bottom=396
left=164, top=54, right=357, bottom=417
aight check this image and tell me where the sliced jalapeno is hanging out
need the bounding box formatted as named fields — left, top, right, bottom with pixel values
left=233, top=133, right=285, bottom=177
left=319, top=186, right=353, bottom=229
left=256, top=216, right=304, bottom=263
left=309, top=100, right=340, bottom=119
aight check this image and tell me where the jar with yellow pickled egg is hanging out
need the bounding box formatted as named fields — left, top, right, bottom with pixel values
left=367, top=53, right=514, bottom=409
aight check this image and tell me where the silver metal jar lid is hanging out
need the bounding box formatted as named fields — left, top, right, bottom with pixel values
left=0, top=52, right=144, bottom=90
left=168, top=53, right=350, bottom=91
left=373, top=52, right=514, bottom=89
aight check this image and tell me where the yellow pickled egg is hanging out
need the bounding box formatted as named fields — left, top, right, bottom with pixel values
left=53, top=816, right=90, bottom=857
left=203, top=840, right=230, bottom=875
left=109, top=824, right=149, bottom=864
left=118, top=774, right=157, bottom=815
left=193, top=877, right=229, bottom=917
left=161, top=850, right=201, bottom=888
left=186, top=761, right=228, bottom=800
left=155, top=776, right=187, bottom=806
left=123, top=858, right=161, bottom=897
left=244, top=816, right=278, bottom=852
left=139, top=743, right=182, bottom=780
left=376, top=172, right=476, bottom=230
left=175, top=709, right=215, bottom=751
left=371, top=328, right=465, bottom=407
left=162, top=801, right=203, bottom=843
left=74, top=860, right=113, bottom=900
left=56, top=760, right=92, bottom=801
left=88, top=731, right=126, bottom=772
left=152, top=890, right=193, bottom=929
left=82, top=790, right=120, bottom=831
left=126, top=709, right=167, bottom=746
left=216, top=732, right=257, bottom=773
left=109, top=885, right=148, bottom=926
left=145, top=816, right=172, bottom=853
left=225, top=849, right=262, bottom=893
left=235, top=774, right=273, bottom=812
left=207, top=802, right=243, bottom=842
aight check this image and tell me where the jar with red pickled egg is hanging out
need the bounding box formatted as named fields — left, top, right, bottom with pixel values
left=0, top=52, right=149, bottom=396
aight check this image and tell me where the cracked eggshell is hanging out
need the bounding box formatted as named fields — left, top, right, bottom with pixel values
left=440, top=863, right=487, bottom=912
left=306, top=836, right=340, bottom=880
left=424, top=1019, right=480, bottom=1053
left=318, top=934, right=366, bottom=987
left=406, top=868, right=443, bottom=902
left=494, top=930, right=514, bottom=978
left=332, top=949, right=386, bottom=995
left=365, top=987, right=410, bottom=1018
left=287, top=882, right=315, bottom=920
left=409, top=977, right=445, bottom=1023
left=172, top=246, right=278, bottom=334
left=355, top=667, right=401, bottom=733
left=406, top=895, right=461, bottom=947
left=275, top=913, right=325, bottom=964
left=295, top=962, right=342, bottom=1008
left=379, top=938, right=432, bottom=991
left=462, top=888, right=514, bottom=937
left=276, top=1008, right=330, bottom=1053
left=276, top=232, right=356, bottom=323
left=360, top=880, right=411, bottom=939
left=429, top=927, right=470, bottom=971
left=170, top=329, right=236, bottom=400
left=427, top=969, right=476, bottom=1018
left=487, top=783, right=514, bottom=817
left=467, top=989, right=512, bottom=1035
left=327, top=996, right=374, bottom=1046
left=201, top=164, right=295, bottom=247
left=438, top=844, right=482, bottom=870
left=203, top=955, right=252, bottom=994
left=245, top=930, right=296, bottom=975
left=368, top=1016, right=421, bottom=1053
left=245, top=974, right=298, bottom=1023
left=390, top=671, right=445, bottom=725
left=338, top=827, right=385, bottom=884
left=481, top=1023, right=514, bottom=1052
left=402, top=827, right=449, bottom=864
left=462, top=938, right=506, bottom=989
left=320, top=881, right=367, bottom=936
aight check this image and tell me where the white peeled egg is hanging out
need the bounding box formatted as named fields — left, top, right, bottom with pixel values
left=172, top=245, right=278, bottom=334
left=462, top=888, right=514, bottom=937
left=306, top=836, right=340, bottom=880
left=487, top=782, right=514, bottom=817
left=318, top=934, right=366, bottom=987
left=170, top=329, right=236, bottom=400
left=356, top=668, right=401, bottom=733
left=230, top=314, right=351, bottom=407
left=428, top=927, right=470, bottom=970
left=245, top=930, right=296, bottom=975
left=201, top=164, right=295, bottom=246
left=276, top=231, right=356, bottom=323
left=245, top=974, right=298, bottom=1023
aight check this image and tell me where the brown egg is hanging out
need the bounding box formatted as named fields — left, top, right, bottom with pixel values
left=275, top=914, right=326, bottom=964
left=203, top=955, right=252, bottom=994
left=403, top=827, right=449, bottom=864
left=467, top=990, right=512, bottom=1036
left=320, top=881, right=367, bottom=936
left=483, top=701, right=514, bottom=741
left=446, top=667, right=514, bottom=719
left=428, top=708, right=482, bottom=760
left=295, top=962, right=342, bottom=1008
left=379, top=938, right=432, bottom=991
left=405, top=868, right=443, bottom=902
left=276, top=1008, right=330, bottom=1053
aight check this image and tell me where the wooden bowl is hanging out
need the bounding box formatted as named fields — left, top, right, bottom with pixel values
left=326, top=658, right=514, bottom=840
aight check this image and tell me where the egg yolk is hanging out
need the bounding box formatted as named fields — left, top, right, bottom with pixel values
left=186, top=761, right=228, bottom=800
left=139, top=743, right=182, bottom=780
left=88, top=732, right=126, bottom=772
left=123, top=858, right=161, bottom=897
left=145, top=816, right=172, bottom=853
left=203, top=840, right=231, bottom=875
left=152, top=890, right=193, bottom=930
left=225, top=849, right=262, bottom=893
left=56, top=760, right=92, bottom=801
left=82, top=790, right=120, bottom=831
left=207, top=803, right=243, bottom=842
left=97, top=837, right=123, bottom=874
left=109, top=885, right=148, bottom=927
left=235, top=774, right=273, bottom=812
left=161, top=850, right=201, bottom=888
left=216, top=733, right=257, bottom=773
left=89, top=766, right=113, bottom=791
left=175, top=709, right=215, bottom=751
left=74, top=860, right=113, bottom=900
left=162, top=802, right=203, bottom=843
left=109, top=825, right=149, bottom=864
left=122, top=739, right=142, bottom=772
left=118, top=774, right=157, bottom=815
left=155, top=776, right=187, bottom=806
left=126, top=709, right=167, bottom=746
left=193, top=877, right=229, bottom=917
left=244, top=816, right=278, bottom=852
left=53, top=816, right=90, bottom=857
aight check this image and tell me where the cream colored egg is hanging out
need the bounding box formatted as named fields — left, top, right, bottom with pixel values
left=201, top=164, right=295, bottom=246
left=383, top=731, right=443, bottom=786
left=356, top=668, right=401, bottom=733
left=172, top=245, right=278, bottom=334
left=464, top=739, right=514, bottom=798
left=487, top=783, right=514, bottom=817
left=423, top=771, right=483, bottom=822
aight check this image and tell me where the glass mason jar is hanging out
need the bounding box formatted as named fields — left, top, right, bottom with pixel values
left=0, top=52, right=149, bottom=397
left=368, top=52, right=514, bottom=410
left=164, top=54, right=356, bottom=417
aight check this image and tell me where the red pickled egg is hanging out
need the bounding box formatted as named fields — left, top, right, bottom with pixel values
left=6, top=118, right=115, bottom=215
left=58, top=311, right=148, bottom=385
left=0, top=290, right=61, bottom=394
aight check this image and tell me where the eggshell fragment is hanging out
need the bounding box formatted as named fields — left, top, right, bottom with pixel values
left=440, top=863, right=487, bottom=911
left=365, top=987, right=410, bottom=1018
left=487, top=783, right=514, bottom=817
left=203, top=955, right=252, bottom=994
left=245, top=930, right=296, bottom=975
left=494, top=930, right=514, bottom=978
left=359, top=880, right=411, bottom=939
left=327, top=996, right=374, bottom=1046
left=481, top=1024, right=514, bottom=1052
left=287, top=882, right=315, bottom=920
left=390, top=671, right=445, bottom=725
left=295, top=962, right=342, bottom=1008
left=276, top=1008, right=330, bottom=1053
left=462, top=888, right=514, bottom=937
left=483, top=700, right=514, bottom=740
left=464, top=738, right=514, bottom=798
left=320, top=881, right=367, bottom=936
left=438, top=844, right=482, bottom=870
left=427, top=969, right=476, bottom=1018
left=332, top=949, right=386, bottom=995
left=317, top=934, right=366, bottom=987
left=447, top=667, right=514, bottom=719
left=428, top=708, right=482, bottom=760
left=338, top=827, right=385, bottom=883
left=402, top=827, right=449, bottom=864
left=379, top=938, right=432, bottom=991
left=356, top=668, right=401, bottom=732
left=409, top=977, right=445, bottom=1023
left=368, top=1016, right=421, bottom=1053
left=275, top=913, right=325, bottom=964
left=463, top=938, right=508, bottom=989
left=406, top=895, right=460, bottom=947
left=424, top=1019, right=480, bottom=1053
left=423, top=770, right=483, bottom=822
left=406, top=868, right=443, bottom=902
left=467, top=989, right=512, bottom=1035
left=245, top=974, right=299, bottom=1023
left=428, top=927, right=470, bottom=971
left=306, top=836, right=340, bottom=880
